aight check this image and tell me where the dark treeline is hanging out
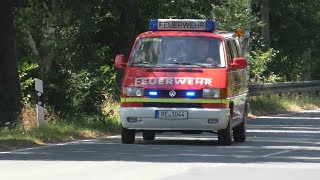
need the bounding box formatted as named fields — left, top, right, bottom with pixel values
left=0, top=0, right=319, bottom=125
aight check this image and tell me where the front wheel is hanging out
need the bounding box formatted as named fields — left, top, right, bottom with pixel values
left=121, top=126, right=135, bottom=144
left=218, top=118, right=233, bottom=146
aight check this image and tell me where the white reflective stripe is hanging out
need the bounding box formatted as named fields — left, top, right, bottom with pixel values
left=36, top=104, right=45, bottom=126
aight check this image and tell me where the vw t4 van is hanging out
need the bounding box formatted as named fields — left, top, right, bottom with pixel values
left=114, top=19, right=249, bottom=146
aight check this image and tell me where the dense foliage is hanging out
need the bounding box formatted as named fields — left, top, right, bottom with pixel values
left=252, top=0, right=320, bottom=81
left=15, top=0, right=256, bottom=118
left=1, top=0, right=319, bottom=124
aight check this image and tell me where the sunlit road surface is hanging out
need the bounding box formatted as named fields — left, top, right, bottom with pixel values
left=1, top=110, right=320, bottom=180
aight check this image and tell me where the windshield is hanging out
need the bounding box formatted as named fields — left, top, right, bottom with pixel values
left=130, top=36, right=226, bottom=68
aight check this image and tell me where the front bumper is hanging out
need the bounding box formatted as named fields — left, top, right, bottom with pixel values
left=120, top=107, right=230, bottom=131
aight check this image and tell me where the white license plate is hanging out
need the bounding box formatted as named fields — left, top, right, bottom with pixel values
left=155, top=110, right=188, bottom=120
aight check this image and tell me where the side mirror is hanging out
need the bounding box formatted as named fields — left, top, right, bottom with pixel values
left=114, top=54, right=127, bottom=68
left=230, top=58, right=247, bottom=69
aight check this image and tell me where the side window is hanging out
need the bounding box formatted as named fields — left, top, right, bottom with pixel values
left=230, top=40, right=239, bottom=58
left=234, top=40, right=242, bottom=57
left=226, top=41, right=233, bottom=63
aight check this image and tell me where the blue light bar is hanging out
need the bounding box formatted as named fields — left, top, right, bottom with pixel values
left=206, top=20, right=215, bottom=31
left=149, top=19, right=216, bottom=32
left=149, top=91, right=158, bottom=96
left=186, top=91, right=196, bottom=97
left=149, top=19, right=158, bottom=31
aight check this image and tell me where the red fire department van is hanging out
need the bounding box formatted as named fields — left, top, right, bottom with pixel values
left=114, top=19, right=249, bottom=146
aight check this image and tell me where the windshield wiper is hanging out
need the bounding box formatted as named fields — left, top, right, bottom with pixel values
left=130, top=61, right=150, bottom=66
left=168, top=62, right=191, bottom=65
left=130, top=62, right=167, bottom=68
left=207, top=62, right=221, bottom=67
left=167, top=62, right=207, bottom=68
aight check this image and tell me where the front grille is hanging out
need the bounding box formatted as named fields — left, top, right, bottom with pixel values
left=144, top=89, right=202, bottom=98
left=143, top=102, right=202, bottom=108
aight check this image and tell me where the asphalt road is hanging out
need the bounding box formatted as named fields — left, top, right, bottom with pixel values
left=1, top=110, right=320, bottom=180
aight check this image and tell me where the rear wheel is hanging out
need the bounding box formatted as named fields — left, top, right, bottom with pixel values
left=121, top=126, right=135, bottom=144
left=143, top=131, right=156, bottom=141
left=233, top=111, right=247, bottom=143
left=218, top=118, right=233, bottom=146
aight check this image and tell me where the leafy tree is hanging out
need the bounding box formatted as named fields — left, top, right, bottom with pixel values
left=15, top=0, right=119, bottom=116
left=213, top=0, right=261, bottom=57
left=257, top=0, right=320, bottom=81
left=213, top=0, right=260, bottom=31
left=11, top=0, right=267, bottom=122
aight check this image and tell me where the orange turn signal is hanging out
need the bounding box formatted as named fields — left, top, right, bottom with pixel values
left=234, top=28, right=245, bottom=37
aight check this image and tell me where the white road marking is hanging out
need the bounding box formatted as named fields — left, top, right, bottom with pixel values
left=301, top=109, right=320, bottom=113
left=260, top=140, right=320, bottom=158
left=106, top=135, right=120, bottom=138
left=263, top=146, right=320, bottom=151
left=247, top=129, right=320, bottom=133
left=0, top=142, right=73, bottom=154
left=255, top=116, right=320, bottom=120
left=0, top=135, right=121, bottom=154
left=261, top=150, right=293, bottom=158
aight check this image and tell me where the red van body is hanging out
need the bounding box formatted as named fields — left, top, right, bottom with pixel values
left=115, top=20, right=249, bottom=146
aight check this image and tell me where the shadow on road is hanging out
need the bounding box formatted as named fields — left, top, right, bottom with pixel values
left=1, top=110, right=319, bottom=163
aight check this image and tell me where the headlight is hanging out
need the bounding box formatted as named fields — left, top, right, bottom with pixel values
left=203, top=88, right=220, bottom=98
left=125, top=87, right=144, bottom=97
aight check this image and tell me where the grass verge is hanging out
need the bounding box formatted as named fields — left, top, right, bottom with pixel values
left=250, top=95, right=320, bottom=117
left=0, top=115, right=120, bottom=151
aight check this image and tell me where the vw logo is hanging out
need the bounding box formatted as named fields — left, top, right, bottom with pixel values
left=169, top=90, right=176, bottom=97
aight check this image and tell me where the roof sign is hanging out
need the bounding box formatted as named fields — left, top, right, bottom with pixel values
left=149, top=19, right=216, bottom=32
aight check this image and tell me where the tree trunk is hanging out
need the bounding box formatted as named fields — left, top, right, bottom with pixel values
left=239, top=3, right=251, bottom=58
left=118, top=0, right=137, bottom=57
left=301, top=48, right=312, bottom=81
left=116, top=0, right=138, bottom=85
left=0, top=0, right=23, bottom=125
left=40, top=0, right=56, bottom=74
left=26, top=1, right=56, bottom=77
left=261, top=0, right=270, bottom=50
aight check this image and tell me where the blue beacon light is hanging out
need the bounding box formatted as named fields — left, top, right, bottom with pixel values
left=205, top=20, right=216, bottom=31
left=186, top=91, right=196, bottom=97
left=149, top=19, right=158, bottom=31
left=149, top=91, right=158, bottom=96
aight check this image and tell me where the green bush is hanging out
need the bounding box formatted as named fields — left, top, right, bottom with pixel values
left=249, top=48, right=285, bottom=83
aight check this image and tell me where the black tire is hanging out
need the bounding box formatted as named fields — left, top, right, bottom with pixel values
left=233, top=112, right=247, bottom=143
left=218, top=118, right=233, bottom=146
left=121, top=126, right=135, bottom=144
left=143, top=131, right=156, bottom=141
